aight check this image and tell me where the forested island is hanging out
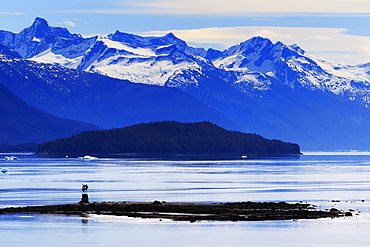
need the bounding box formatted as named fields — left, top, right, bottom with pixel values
left=37, top=121, right=301, bottom=158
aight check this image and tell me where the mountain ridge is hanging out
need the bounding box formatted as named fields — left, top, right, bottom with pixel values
left=2, top=18, right=370, bottom=150
left=4, top=17, right=368, bottom=107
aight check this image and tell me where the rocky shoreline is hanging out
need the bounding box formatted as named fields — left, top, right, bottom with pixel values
left=0, top=201, right=353, bottom=222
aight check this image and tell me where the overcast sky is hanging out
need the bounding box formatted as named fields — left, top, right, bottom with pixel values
left=2, top=0, right=370, bottom=64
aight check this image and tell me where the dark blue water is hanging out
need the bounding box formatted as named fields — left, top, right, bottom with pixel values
left=0, top=153, right=369, bottom=246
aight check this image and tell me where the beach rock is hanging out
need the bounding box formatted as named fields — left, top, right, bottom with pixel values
left=153, top=200, right=162, bottom=205
left=329, top=208, right=340, bottom=214
left=345, top=212, right=353, bottom=216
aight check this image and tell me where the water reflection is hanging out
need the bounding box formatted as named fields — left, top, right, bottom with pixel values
left=81, top=217, right=88, bottom=224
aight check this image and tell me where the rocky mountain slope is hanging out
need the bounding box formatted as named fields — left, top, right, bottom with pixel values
left=0, top=81, right=98, bottom=144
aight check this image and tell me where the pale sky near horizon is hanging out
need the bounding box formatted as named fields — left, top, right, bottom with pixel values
left=2, top=0, right=370, bottom=65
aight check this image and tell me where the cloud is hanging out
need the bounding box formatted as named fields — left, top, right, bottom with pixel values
left=57, top=0, right=370, bottom=16
left=57, top=20, right=76, bottom=27
left=251, top=30, right=295, bottom=41
left=309, top=35, right=332, bottom=41
left=361, top=46, right=370, bottom=56
left=127, top=0, right=370, bottom=15
left=0, top=12, right=25, bottom=15
left=140, top=26, right=370, bottom=65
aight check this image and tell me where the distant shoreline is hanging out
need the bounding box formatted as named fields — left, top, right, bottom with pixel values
left=0, top=201, right=350, bottom=222
left=37, top=152, right=302, bottom=159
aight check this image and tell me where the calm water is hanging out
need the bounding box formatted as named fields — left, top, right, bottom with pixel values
left=0, top=153, right=369, bottom=247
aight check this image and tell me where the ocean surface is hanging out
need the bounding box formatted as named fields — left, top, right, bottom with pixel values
left=0, top=153, right=369, bottom=247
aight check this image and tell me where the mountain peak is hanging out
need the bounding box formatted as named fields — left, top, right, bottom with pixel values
left=31, top=17, right=50, bottom=33
left=288, top=44, right=305, bottom=55
left=242, top=36, right=272, bottom=46
left=108, top=31, right=143, bottom=46
left=24, top=17, right=53, bottom=40
left=223, top=36, right=273, bottom=57
left=250, top=36, right=270, bottom=42
left=32, top=17, right=49, bottom=27
left=165, top=32, right=177, bottom=39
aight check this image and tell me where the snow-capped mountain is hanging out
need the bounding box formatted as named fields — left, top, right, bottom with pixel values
left=2, top=17, right=370, bottom=150
left=4, top=18, right=370, bottom=106
left=0, top=17, right=96, bottom=68
left=213, top=37, right=370, bottom=104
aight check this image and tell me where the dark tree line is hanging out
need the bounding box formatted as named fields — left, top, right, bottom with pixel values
left=37, top=121, right=301, bottom=157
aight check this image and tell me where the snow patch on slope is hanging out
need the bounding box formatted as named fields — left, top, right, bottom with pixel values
left=30, top=49, right=83, bottom=69
left=32, top=37, right=41, bottom=42
left=307, top=53, right=370, bottom=82
left=89, top=56, right=198, bottom=86
left=101, top=38, right=156, bottom=57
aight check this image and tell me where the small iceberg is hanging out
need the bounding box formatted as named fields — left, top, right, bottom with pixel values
left=1, top=168, right=9, bottom=174
left=5, top=156, right=18, bottom=161
left=78, top=155, right=98, bottom=160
